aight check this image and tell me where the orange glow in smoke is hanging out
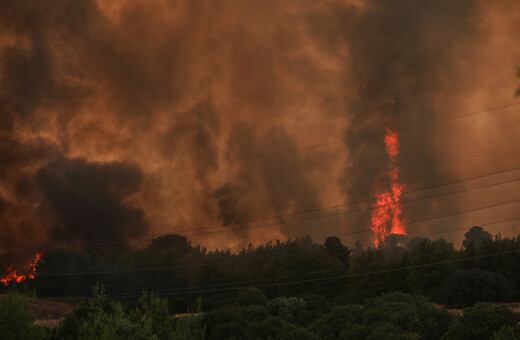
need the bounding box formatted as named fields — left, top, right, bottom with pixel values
left=0, top=253, right=42, bottom=286
left=370, top=119, right=406, bottom=247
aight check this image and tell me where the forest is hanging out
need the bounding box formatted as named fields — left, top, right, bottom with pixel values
left=2, top=226, right=520, bottom=339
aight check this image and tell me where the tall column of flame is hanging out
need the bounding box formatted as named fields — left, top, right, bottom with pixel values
left=370, top=122, right=406, bottom=247
left=0, top=253, right=42, bottom=286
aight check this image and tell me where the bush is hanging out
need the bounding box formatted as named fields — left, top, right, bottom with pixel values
left=208, top=321, right=254, bottom=340
left=0, top=290, right=48, bottom=340
left=360, top=292, right=453, bottom=340
left=202, top=308, right=240, bottom=334
left=56, top=284, right=202, bottom=340
left=236, top=288, right=268, bottom=307
left=442, top=302, right=520, bottom=339
left=249, top=316, right=285, bottom=339
left=490, top=326, right=520, bottom=340
left=275, top=325, right=320, bottom=340
left=308, top=305, right=362, bottom=340
left=302, top=293, right=331, bottom=313
left=239, top=305, right=266, bottom=322
left=266, top=297, right=307, bottom=322
left=441, top=270, right=510, bottom=307
left=295, top=310, right=322, bottom=326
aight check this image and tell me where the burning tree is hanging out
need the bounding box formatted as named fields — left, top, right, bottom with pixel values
left=370, top=115, right=407, bottom=247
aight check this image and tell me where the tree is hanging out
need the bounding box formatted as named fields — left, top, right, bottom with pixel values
left=324, top=236, right=351, bottom=267
left=442, top=302, right=520, bottom=339
left=463, top=226, right=491, bottom=248
left=148, top=234, right=191, bottom=252
left=266, top=297, right=307, bottom=322
left=441, top=269, right=511, bottom=307
left=236, top=288, right=268, bottom=306
left=0, top=290, right=47, bottom=340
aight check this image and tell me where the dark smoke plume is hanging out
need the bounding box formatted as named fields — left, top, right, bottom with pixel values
left=0, top=0, right=519, bottom=268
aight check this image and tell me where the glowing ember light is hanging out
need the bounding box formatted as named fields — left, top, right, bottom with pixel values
left=370, top=118, right=406, bottom=247
left=0, top=253, right=42, bottom=286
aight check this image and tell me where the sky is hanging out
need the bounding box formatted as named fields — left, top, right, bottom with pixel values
left=0, top=0, right=519, bottom=269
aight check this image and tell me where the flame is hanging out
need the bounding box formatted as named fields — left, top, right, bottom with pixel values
left=0, top=253, right=42, bottom=286
left=370, top=118, right=406, bottom=247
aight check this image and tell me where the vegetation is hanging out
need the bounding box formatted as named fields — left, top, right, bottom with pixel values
left=0, top=290, right=48, bottom=340
left=3, top=226, right=520, bottom=338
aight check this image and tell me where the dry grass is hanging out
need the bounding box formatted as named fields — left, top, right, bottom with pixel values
left=433, top=302, right=520, bottom=315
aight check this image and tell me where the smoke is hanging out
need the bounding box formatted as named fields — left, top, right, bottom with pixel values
left=21, top=157, right=148, bottom=245
left=318, top=0, right=481, bottom=237
left=1, top=0, right=520, bottom=269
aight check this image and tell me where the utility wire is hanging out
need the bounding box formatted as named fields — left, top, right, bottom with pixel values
left=34, top=199, right=520, bottom=276
left=12, top=166, right=520, bottom=251
left=34, top=215, right=520, bottom=276
left=46, top=246, right=520, bottom=300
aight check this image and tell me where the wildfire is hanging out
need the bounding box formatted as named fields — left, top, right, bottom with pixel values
left=0, top=253, right=42, bottom=286
left=370, top=119, right=406, bottom=247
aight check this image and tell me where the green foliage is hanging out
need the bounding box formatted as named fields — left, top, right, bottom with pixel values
left=490, top=326, right=520, bottom=340
left=308, top=305, right=362, bottom=340
left=309, top=293, right=452, bottom=340
left=275, top=325, right=320, bottom=340
left=247, top=316, right=285, bottom=339
left=442, top=302, right=520, bottom=339
left=207, top=321, right=252, bottom=340
left=0, top=290, right=48, bottom=340
left=239, top=305, right=266, bottom=322
left=56, top=283, right=204, bottom=340
left=302, top=293, right=332, bottom=313
left=359, top=292, right=453, bottom=340
left=441, top=269, right=510, bottom=307
left=235, top=288, right=268, bottom=306
left=266, top=297, right=307, bottom=322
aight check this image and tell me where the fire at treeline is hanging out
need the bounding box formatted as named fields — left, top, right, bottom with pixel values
left=1, top=226, right=520, bottom=305
left=1, top=0, right=520, bottom=277
left=1, top=0, right=520, bottom=337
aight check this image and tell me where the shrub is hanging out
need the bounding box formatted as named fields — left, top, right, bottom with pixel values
left=295, top=310, right=322, bottom=326
left=0, top=290, right=48, bottom=340
left=489, top=326, right=520, bottom=340
left=308, top=305, right=362, bottom=340
left=236, top=288, right=268, bottom=307
left=441, top=270, right=510, bottom=307
left=239, top=305, right=266, bottom=322
left=249, top=316, right=285, bottom=339
left=208, top=321, right=254, bottom=340
left=360, top=292, right=453, bottom=340
left=266, top=297, right=307, bottom=322
left=302, top=293, right=331, bottom=313
left=276, top=325, right=321, bottom=340
left=442, top=302, right=520, bottom=339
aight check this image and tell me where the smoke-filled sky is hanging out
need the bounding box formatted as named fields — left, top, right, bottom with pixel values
left=1, top=0, right=520, bottom=268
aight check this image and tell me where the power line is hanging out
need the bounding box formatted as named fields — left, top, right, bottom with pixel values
left=128, top=216, right=520, bottom=296
left=145, top=248, right=520, bottom=299
left=34, top=215, right=520, bottom=276
left=34, top=199, right=520, bottom=276
left=13, top=166, right=520, bottom=251
left=48, top=246, right=520, bottom=300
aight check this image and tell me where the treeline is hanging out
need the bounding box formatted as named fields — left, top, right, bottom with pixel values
left=3, top=226, right=520, bottom=311
left=2, top=287, right=520, bottom=339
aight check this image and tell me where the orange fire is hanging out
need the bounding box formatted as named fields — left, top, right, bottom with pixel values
left=370, top=119, right=406, bottom=247
left=0, top=253, right=42, bottom=286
